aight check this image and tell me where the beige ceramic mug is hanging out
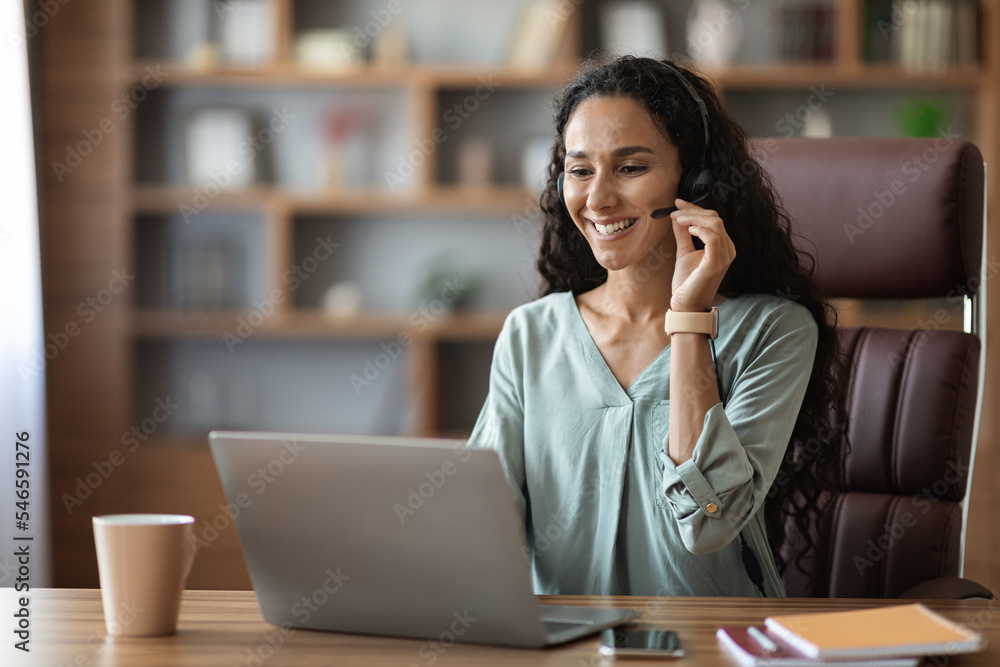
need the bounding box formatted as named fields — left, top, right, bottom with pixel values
left=92, top=514, right=196, bottom=637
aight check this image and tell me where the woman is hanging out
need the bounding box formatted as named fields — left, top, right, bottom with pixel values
left=467, top=56, right=843, bottom=597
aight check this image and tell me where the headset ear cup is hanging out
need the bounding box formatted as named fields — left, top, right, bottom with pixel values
left=557, top=172, right=565, bottom=205
left=683, top=167, right=716, bottom=205
left=677, top=170, right=694, bottom=202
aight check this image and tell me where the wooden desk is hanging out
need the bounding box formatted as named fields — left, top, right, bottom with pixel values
left=3, top=589, right=998, bottom=666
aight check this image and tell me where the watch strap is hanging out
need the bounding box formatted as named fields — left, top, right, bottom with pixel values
left=664, top=307, right=719, bottom=339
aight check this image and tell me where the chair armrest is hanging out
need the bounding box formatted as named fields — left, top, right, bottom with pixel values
left=898, top=577, right=994, bottom=600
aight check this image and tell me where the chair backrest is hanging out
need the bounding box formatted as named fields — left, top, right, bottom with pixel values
left=753, top=138, right=985, bottom=597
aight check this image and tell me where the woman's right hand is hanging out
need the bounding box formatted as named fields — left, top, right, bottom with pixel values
left=669, top=198, right=735, bottom=312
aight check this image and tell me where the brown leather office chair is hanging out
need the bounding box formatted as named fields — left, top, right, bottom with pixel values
left=755, top=138, right=990, bottom=599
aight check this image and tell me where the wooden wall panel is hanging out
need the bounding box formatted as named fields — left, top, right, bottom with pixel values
left=40, top=0, right=132, bottom=588
left=40, top=1, right=252, bottom=589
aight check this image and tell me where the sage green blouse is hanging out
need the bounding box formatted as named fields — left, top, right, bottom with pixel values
left=467, top=291, right=817, bottom=597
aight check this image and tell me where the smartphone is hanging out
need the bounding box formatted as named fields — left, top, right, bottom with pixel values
left=598, top=626, right=685, bottom=659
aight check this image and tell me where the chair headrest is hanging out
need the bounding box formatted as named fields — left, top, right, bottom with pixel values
left=752, top=138, right=984, bottom=300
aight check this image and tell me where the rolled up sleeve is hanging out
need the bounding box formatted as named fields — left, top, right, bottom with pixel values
left=661, top=306, right=818, bottom=554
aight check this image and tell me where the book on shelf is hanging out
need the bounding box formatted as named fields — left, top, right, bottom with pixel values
left=184, top=108, right=256, bottom=189
left=214, top=0, right=275, bottom=66
left=507, top=0, right=570, bottom=68
left=600, top=0, right=666, bottom=59
left=716, top=625, right=919, bottom=667
left=774, top=2, right=836, bottom=63
left=763, top=603, right=984, bottom=661
left=172, top=239, right=239, bottom=310
left=867, top=0, right=979, bottom=70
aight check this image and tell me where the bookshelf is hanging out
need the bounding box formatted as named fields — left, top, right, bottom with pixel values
left=41, top=0, right=1000, bottom=590
left=128, top=1, right=579, bottom=448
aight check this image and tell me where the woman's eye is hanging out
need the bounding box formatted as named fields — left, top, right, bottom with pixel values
left=568, top=168, right=591, bottom=177
left=621, top=165, right=647, bottom=175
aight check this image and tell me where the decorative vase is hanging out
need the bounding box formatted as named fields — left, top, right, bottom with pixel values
left=686, top=0, right=744, bottom=67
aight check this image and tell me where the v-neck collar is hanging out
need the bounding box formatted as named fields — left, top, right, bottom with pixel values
left=564, top=291, right=671, bottom=400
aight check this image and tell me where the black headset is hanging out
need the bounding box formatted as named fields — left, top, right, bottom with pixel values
left=556, top=60, right=715, bottom=218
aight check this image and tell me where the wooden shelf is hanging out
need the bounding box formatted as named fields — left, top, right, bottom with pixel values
left=132, top=185, right=543, bottom=215
left=290, top=185, right=542, bottom=215
left=131, top=61, right=575, bottom=89
left=418, top=64, right=575, bottom=88
left=136, top=60, right=987, bottom=91
left=132, top=309, right=508, bottom=341
left=852, top=64, right=986, bottom=87
left=706, top=63, right=986, bottom=90
left=132, top=186, right=275, bottom=213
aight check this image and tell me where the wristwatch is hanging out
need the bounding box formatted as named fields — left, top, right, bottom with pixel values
left=664, top=307, right=719, bottom=339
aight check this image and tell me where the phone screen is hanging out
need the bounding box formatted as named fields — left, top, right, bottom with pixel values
left=599, top=627, right=684, bottom=658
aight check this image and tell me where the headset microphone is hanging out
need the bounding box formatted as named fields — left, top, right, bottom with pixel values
left=649, top=185, right=714, bottom=219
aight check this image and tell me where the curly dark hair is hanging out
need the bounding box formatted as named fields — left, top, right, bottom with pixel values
left=536, top=55, right=848, bottom=584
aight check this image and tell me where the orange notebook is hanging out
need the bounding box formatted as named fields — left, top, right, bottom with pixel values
left=764, top=604, right=984, bottom=660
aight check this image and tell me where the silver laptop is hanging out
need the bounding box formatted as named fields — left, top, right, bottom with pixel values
left=208, top=431, right=640, bottom=648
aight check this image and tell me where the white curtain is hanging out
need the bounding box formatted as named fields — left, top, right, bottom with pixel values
left=0, top=0, right=51, bottom=588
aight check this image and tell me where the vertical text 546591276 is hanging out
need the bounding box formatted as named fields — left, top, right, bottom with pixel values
left=12, top=431, right=32, bottom=653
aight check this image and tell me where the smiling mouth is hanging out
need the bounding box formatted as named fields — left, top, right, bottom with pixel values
left=594, top=218, right=637, bottom=236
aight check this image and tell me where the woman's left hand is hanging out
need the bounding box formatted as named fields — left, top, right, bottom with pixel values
left=669, top=198, right=736, bottom=312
